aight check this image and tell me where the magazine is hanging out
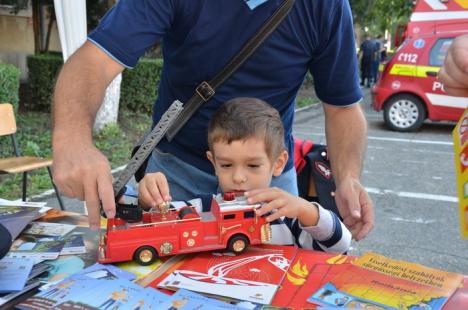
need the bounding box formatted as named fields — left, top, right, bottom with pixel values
left=16, top=264, right=158, bottom=310
left=0, top=205, right=40, bottom=240
left=159, top=288, right=242, bottom=309
left=59, top=233, right=86, bottom=255
left=157, top=245, right=298, bottom=305
left=7, top=234, right=66, bottom=261
left=353, top=252, right=464, bottom=291
left=0, top=257, right=34, bottom=293
left=23, top=222, right=76, bottom=237
left=271, top=249, right=354, bottom=309
left=308, top=252, right=464, bottom=310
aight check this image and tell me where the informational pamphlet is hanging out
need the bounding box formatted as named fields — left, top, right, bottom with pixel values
left=0, top=257, right=34, bottom=293
left=158, top=245, right=297, bottom=305
left=452, top=107, right=468, bottom=238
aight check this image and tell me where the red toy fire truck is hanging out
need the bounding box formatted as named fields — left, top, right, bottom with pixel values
left=98, top=192, right=272, bottom=265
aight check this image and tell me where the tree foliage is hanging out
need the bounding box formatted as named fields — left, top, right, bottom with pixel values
left=350, top=0, right=413, bottom=34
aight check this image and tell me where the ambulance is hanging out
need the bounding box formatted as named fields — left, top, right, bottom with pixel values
left=372, top=0, right=468, bottom=131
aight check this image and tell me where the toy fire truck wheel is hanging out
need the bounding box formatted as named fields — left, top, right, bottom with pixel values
left=384, top=94, right=426, bottom=132
left=227, top=234, right=249, bottom=254
left=134, top=246, right=157, bottom=266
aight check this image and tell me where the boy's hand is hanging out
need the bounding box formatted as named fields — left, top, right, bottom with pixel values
left=138, top=172, right=172, bottom=209
left=245, top=188, right=319, bottom=226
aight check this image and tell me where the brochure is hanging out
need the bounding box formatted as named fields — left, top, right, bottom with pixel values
left=158, top=245, right=298, bottom=305
left=159, top=288, right=242, bottom=309
left=7, top=234, right=65, bottom=261
left=308, top=259, right=463, bottom=310
left=0, top=205, right=40, bottom=240
left=0, top=279, right=42, bottom=307
left=23, top=222, right=76, bottom=237
left=59, top=233, right=86, bottom=255
left=0, top=257, right=34, bottom=293
left=353, top=252, right=464, bottom=291
left=16, top=264, right=146, bottom=309
left=271, top=249, right=354, bottom=309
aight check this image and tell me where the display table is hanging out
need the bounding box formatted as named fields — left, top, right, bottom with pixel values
left=3, top=210, right=468, bottom=309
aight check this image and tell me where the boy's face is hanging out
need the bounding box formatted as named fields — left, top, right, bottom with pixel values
left=206, top=137, right=288, bottom=193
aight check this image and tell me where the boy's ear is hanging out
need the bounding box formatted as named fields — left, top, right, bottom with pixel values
left=206, top=151, right=215, bottom=166
left=273, top=150, right=288, bottom=177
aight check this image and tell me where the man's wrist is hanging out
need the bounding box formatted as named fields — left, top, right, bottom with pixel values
left=52, top=127, right=93, bottom=151
left=335, top=173, right=360, bottom=187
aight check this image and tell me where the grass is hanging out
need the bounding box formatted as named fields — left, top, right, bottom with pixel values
left=0, top=89, right=317, bottom=200
left=296, top=97, right=318, bottom=109
left=0, top=109, right=152, bottom=200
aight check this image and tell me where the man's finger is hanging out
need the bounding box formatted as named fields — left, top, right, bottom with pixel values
left=83, top=179, right=102, bottom=230
left=354, top=195, right=374, bottom=240
left=98, top=172, right=115, bottom=219
left=354, top=222, right=373, bottom=241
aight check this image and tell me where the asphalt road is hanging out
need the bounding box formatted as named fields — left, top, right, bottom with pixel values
left=37, top=89, right=468, bottom=274
left=294, top=90, right=467, bottom=274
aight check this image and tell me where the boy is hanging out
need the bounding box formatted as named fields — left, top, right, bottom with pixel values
left=138, top=98, right=351, bottom=253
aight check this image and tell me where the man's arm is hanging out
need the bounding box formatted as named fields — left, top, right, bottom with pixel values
left=438, top=34, right=468, bottom=97
left=322, top=103, right=374, bottom=240
left=52, top=41, right=124, bottom=229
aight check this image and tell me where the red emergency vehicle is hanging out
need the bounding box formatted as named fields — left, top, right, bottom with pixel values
left=98, top=192, right=272, bottom=265
left=372, top=0, right=468, bottom=131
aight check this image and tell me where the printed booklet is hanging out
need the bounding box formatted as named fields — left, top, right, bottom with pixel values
left=157, top=245, right=298, bottom=305
left=16, top=263, right=167, bottom=310
left=308, top=252, right=464, bottom=310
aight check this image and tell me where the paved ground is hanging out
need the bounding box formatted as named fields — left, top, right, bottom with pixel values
left=294, top=89, right=467, bottom=274
left=35, top=89, right=468, bottom=273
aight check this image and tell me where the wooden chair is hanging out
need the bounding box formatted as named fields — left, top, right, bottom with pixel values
left=0, top=103, right=64, bottom=210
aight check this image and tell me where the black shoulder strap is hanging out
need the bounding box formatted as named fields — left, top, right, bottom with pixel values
left=166, top=0, right=295, bottom=141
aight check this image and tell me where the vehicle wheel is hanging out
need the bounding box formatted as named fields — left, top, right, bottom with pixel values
left=227, top=235, right=249, bottom=254
left=383, top=94, right=426, bottom=132
left=134, top=246, right=157, bottom=266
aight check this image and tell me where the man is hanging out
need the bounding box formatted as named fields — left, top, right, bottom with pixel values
left=359, top=35, right=377, bottom=87
left=372, top=34, right=384, bottom=84
left=52, top=0, right=374, bottom=240
left=439, top=34, right=468, bottom=97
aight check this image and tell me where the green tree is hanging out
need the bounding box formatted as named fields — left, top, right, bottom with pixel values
left=350, top=0, right=413, bottom=34
left=6, top=0, right=113, bottom=54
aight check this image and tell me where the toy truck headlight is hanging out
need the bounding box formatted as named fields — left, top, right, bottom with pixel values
left=98, top=234, right=107, bottom=259
left=261, top=223, right=272, bottom=243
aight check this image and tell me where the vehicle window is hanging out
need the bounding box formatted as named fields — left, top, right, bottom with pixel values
left=223, top=214, right=236, bottom=220
left=244, top=211, right=255, bottom=219
left=429, top=38, right=453, bottom=67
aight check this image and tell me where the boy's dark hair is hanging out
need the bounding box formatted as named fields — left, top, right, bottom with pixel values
left=208, top=97, right=285, bottom=159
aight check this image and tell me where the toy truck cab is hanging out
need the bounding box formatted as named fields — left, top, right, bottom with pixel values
left=98, top=192, right=272, bottom=265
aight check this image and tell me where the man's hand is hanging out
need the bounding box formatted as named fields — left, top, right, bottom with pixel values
left=439, top=34, right=468, bottom=97
left=322, top=103, right=373, bottom=240
left=53, top=142, right=114, bottom=230
left=138, top=172, right=172, bottom=209
left=52, top=41, right=124, bottom=230
left=334, top=176, right=374, bottom=241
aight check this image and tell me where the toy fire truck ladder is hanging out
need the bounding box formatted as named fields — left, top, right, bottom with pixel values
left=108, top=100, right=184, bottom=221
